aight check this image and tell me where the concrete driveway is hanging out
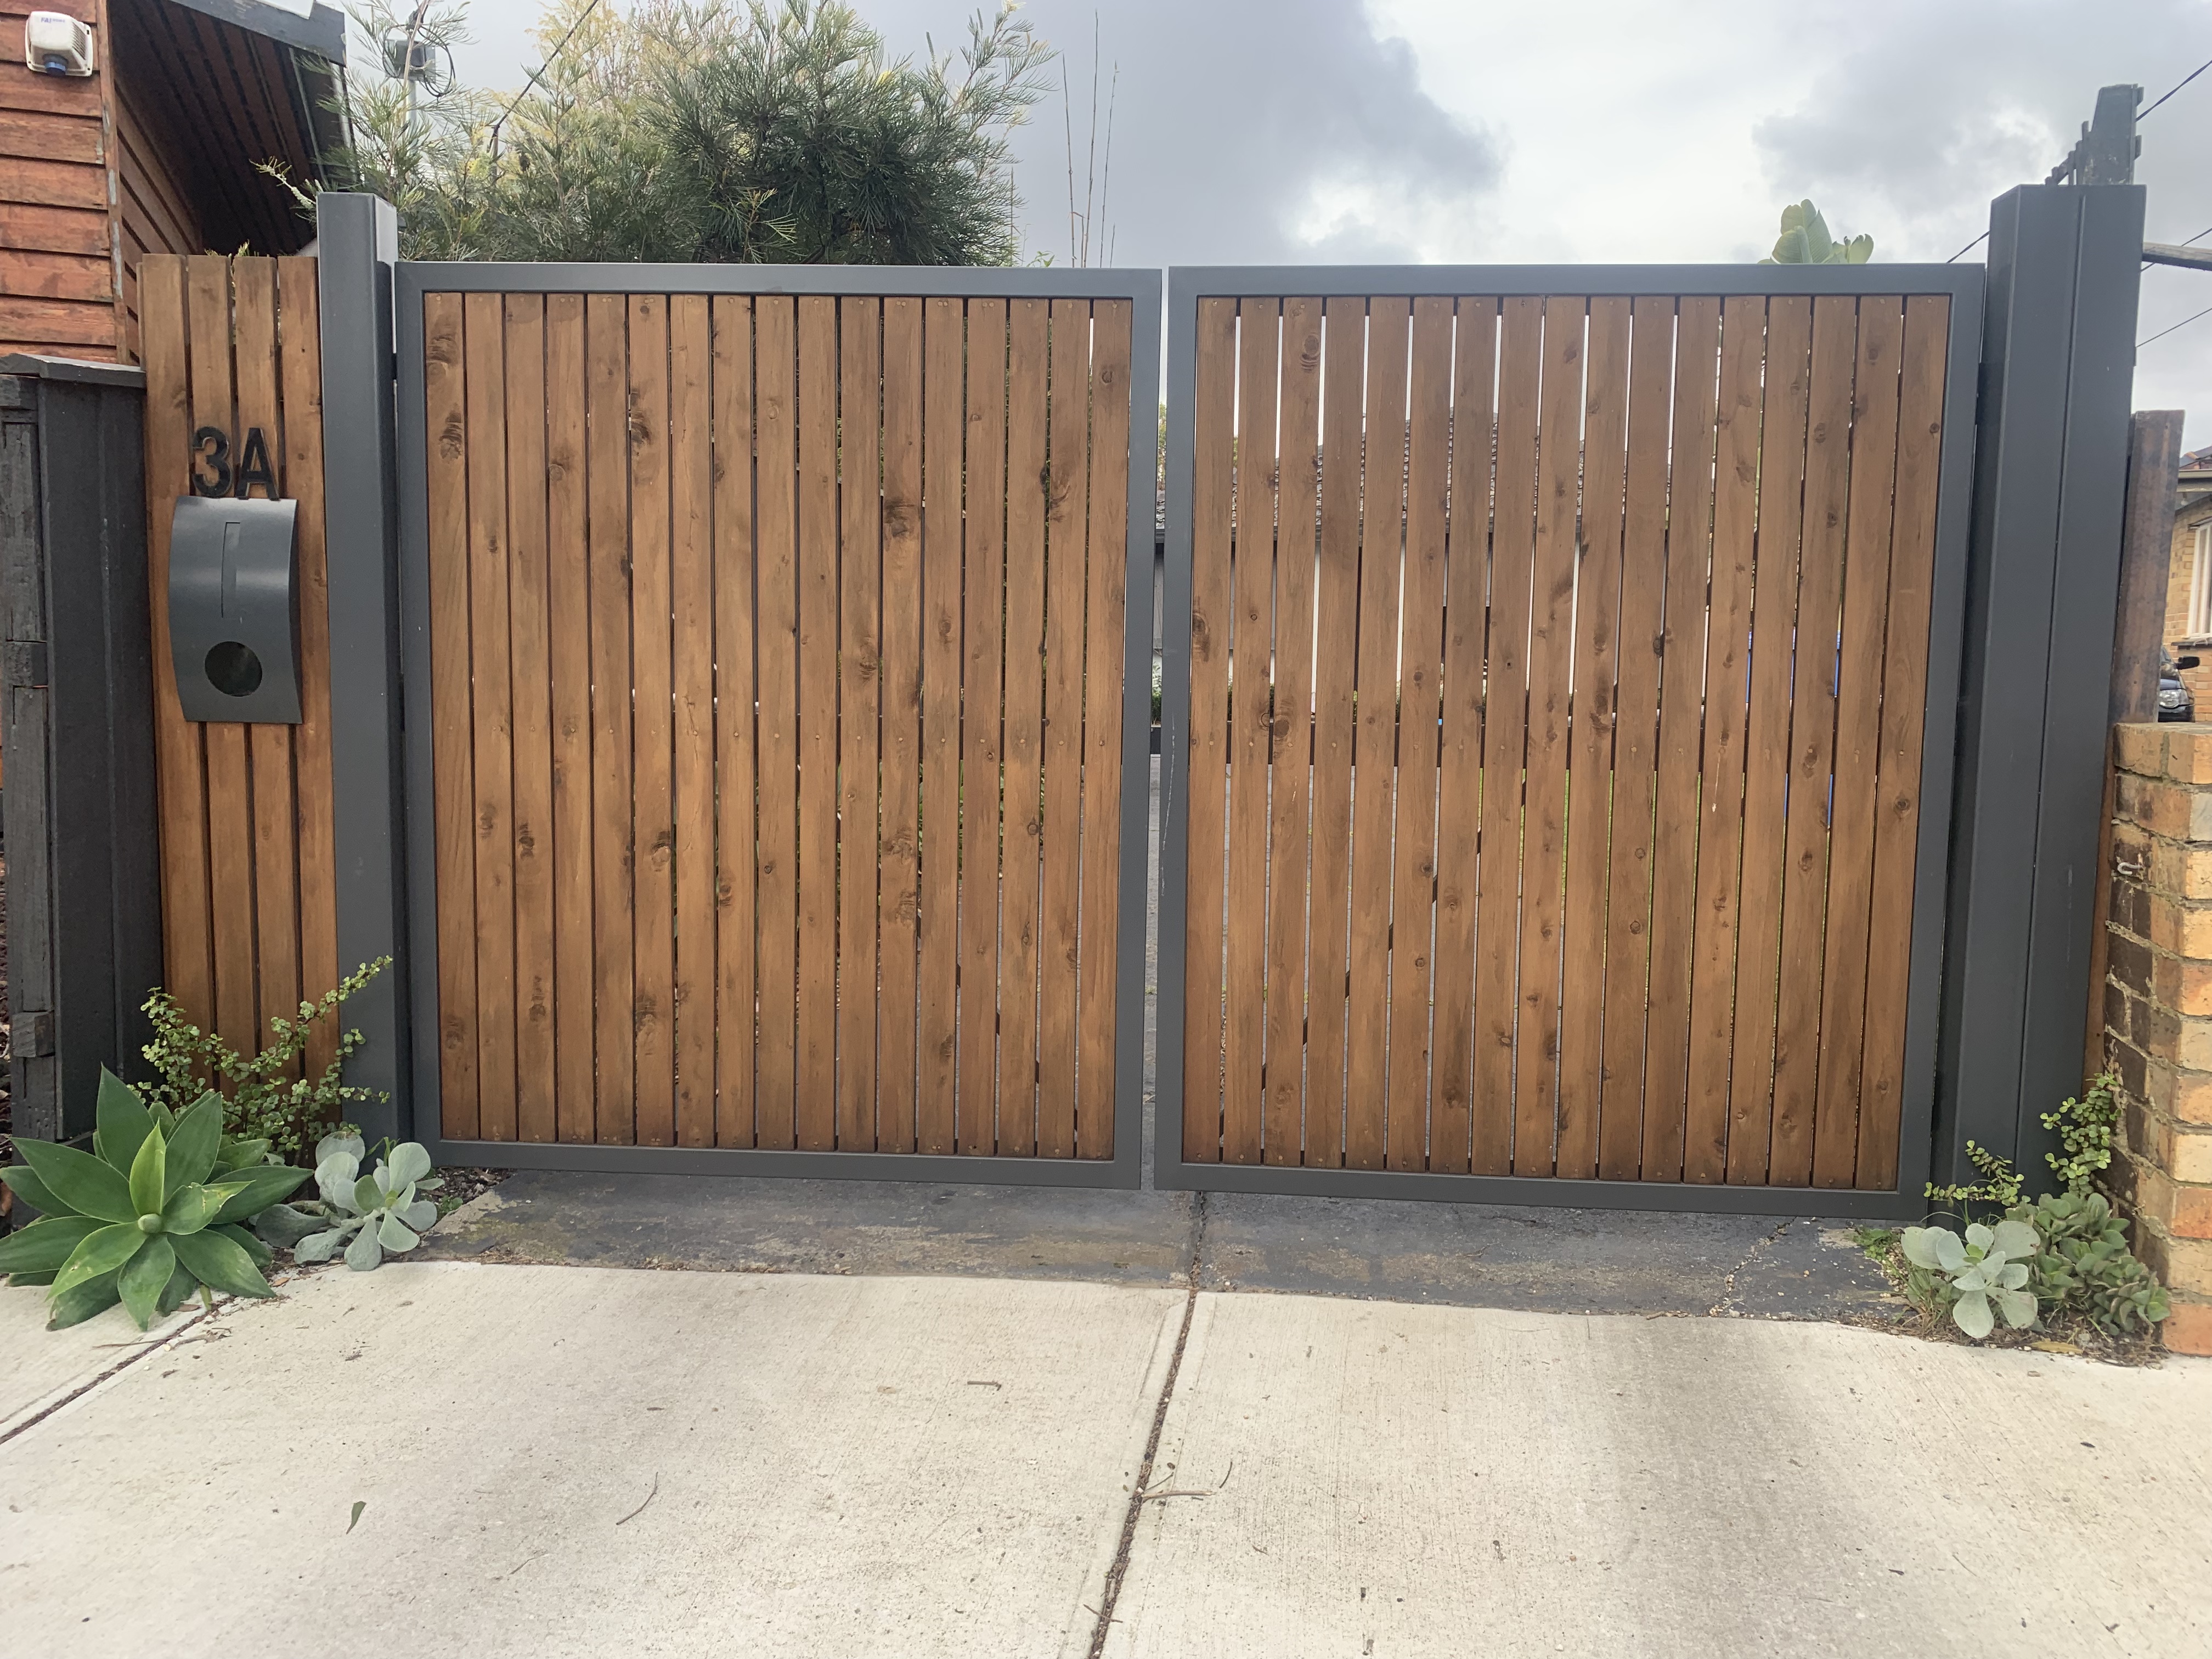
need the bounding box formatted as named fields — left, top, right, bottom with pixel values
left=2, top=1257, right=2206, bottom=1659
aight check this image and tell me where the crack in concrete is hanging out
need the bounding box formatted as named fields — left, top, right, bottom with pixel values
left=1087, top=1189, right=1207, bottom=1659
left=0, top=1306, right=213, bottom=1447
left=1707, top=1219, right=1794, bottom=1318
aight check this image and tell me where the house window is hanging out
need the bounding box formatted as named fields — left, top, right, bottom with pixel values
left=2192, top=522, right=2212, bottom=639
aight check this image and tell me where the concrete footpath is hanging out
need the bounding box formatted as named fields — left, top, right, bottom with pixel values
left=2, top=1256, right=2207, bottom=1658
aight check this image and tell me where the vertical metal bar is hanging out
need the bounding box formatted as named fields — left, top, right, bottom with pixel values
left=1113, top=274, right=1163, bottom=1188
left=395, top=253, right=447, bottom=1149
left=1154, top=272, right=1200, bottom=1185
left=1894, top=280, right=1985, bottom=1205
left=317, top=193, right=411, bottom=1147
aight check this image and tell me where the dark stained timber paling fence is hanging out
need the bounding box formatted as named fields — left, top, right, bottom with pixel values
left=396, top=267, right=1160, bottom=1185
left=1156, top=266, right=1984, bottom=1211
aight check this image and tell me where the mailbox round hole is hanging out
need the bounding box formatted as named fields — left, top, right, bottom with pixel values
left=205, top=641, right=263, bottom=698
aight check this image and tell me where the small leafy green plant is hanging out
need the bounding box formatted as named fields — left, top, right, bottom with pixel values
left=1901, top=1219, right=2040, bottom=1340
left=274, top=1135, right=442, bottom=1271
left=139, top=957, right=391, bottom=1159
left=1925, top=1138, right=2025, bottom=1221
left=0, top=1071, right=309, bottom=1329
left=2042, top=1072, right=2123, bottom=1198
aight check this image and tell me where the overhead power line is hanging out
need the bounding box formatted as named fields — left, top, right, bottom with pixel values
left=2140, top=303, right=2212, bottom=349
left=2140, top=57, right=2212, bottom=122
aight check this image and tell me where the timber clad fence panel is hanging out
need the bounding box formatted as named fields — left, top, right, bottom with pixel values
left=1164, top=279, right=1966, bottom=1196
left=407, top=280, right=1148, bottom=1165
left=139, top=254, right=338, bottom=1075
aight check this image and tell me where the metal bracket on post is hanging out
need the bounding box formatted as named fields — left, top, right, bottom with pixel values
left=315, top=193, right=410, bottom=1148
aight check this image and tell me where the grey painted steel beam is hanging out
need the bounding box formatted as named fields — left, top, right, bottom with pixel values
left=1939, top=184, right=2146, bottom=1187
left=318, top=193, right=410, bottom=1149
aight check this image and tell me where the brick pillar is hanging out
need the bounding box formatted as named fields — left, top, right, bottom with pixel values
left=2103, top=724, right=2212, bottom=1353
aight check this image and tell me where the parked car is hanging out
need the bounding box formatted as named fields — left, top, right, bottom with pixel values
left=2160, top=653, right=2200, bottom=722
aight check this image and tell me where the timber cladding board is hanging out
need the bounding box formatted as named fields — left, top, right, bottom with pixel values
left=1175, top=291, right=1953, bottom=1192
left=417, top=289, right=1138, bottom=1156
left=136, top=253, right=340, bottom=1078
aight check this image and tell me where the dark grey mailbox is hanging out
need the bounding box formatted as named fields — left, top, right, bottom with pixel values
left=168, top=496, right=302, bottom=724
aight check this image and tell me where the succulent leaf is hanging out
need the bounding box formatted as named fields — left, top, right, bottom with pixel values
left=0, top=1215, right=104, bottom=1274
left=93, top=1069, right=155, bottom=1172
left=15, top=1139, right=138, bottom=1224
left=170, top=1227, right=276, bottom=1300
left=165, top=1092, right=225, bottom=1197
left=0, top=1162, right=68, bottom=1216
left=294, top=1228, right=348, bottom=1265
left=206, top=1163, right=312, bottom=1227
left=1951, top=1288, right=1995, bottom=1339
left=117, top=1237, right=177, bottom=1330
left=126, top=1126, right=168, bottom=1222
left=52, top=1224, right=148, bottom=1300
left=1989, top=1218, right=2037, bottom=1260
left=46, top=1267, right=125, bottom=1329
left=387, top=1143, right=433, bottom=1188
left=344, top=1225, right=385, bottom=1272
left=250, top=1201, right=328, bottom=1248
left=377, top=1212, right=421, bottom=1254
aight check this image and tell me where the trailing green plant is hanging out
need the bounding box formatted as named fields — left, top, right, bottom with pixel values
left=2006, top=1191, right=2170, bottom=1338
left=0, top=1071, right=309, bottom=1329
left=2042, top=1071, right=2123, bottom=1198
left=1900, top=1219, right=2040, bottom=1340
left=1759, top=199, right=1873, bottom=264
left=268, top=1135, right=442, bottom=1272
left=1924, top=1138, right=2025, bottom=1221
left=138, top=957, right=391, bottom=1160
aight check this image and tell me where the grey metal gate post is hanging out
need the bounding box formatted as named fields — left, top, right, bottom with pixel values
left=1937, top=181, right=2147, bottom=1188
left=316, top=192, right=411, bottom=1148
left=0, top=356, right=162, bottom=1150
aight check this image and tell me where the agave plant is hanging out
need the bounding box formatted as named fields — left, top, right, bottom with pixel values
left=0, top=1070, right=309, bottom=1329
left=273, top=1135, right=441, bottom=1271
left=1760, top=199, right=1874, bottom=266
left=1901, top=1218, right=2040, bottom=1340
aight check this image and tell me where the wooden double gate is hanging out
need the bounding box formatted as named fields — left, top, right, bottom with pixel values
left=132, top=245, right=1997, bottom=1210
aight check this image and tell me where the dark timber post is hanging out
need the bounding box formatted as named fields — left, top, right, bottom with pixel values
left=317, top=192, right=410, bottom=1148
left=0, top=356, right=162, bottom=1152
left=1938, top=182, right=2146, bottom=1187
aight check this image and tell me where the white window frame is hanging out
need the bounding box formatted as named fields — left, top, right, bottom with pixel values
left=2191, top=521, right=2212, bottom=639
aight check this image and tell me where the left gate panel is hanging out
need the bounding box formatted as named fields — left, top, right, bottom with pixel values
left=396, top=267, right=1159, bottom=1189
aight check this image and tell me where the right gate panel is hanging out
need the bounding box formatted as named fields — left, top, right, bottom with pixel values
left=1160, top=274, right=1979, bottom=1205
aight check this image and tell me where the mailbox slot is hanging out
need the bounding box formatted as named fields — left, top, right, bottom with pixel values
left=168, top=496, right=301, bottom=724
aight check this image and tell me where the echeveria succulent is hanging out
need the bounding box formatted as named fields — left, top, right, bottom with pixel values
left=285, top=1135, right=441, bottom=1271
left=1903, top=1218, right=2039, bottom=1340
left=0, top=1070, right=308, bottom=1329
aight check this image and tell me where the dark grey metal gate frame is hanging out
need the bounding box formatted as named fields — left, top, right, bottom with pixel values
left=391, top=261, right=1163, bottom=1189
left=1152, top=262, right=1986, bottom=1220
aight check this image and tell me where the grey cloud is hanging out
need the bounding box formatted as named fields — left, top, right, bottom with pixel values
left=1753, top=0, right=2212, bottom=258
left=866, top=0, right=1502, bottom=265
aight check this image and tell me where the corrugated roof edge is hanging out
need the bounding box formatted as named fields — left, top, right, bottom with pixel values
left=165, top=0, right=346, bottom=63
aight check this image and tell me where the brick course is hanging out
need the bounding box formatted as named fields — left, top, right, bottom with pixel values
left=2102, top=723, right=2212, bottom=1353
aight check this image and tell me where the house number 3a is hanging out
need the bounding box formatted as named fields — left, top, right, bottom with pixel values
left=191, top=425, right=279, bottom=499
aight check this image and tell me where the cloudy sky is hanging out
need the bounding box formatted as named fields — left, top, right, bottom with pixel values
left=448, top=0, right=2212, bottom=440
